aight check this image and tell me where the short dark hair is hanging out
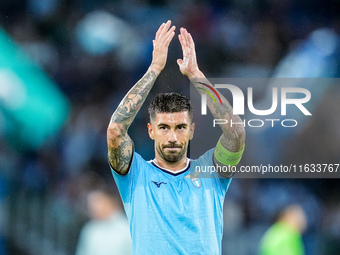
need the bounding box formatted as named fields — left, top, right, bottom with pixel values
left=148, top=93, right=193, bottom=122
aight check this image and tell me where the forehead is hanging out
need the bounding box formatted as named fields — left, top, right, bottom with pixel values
left=153, top=111, right=191, bottom=125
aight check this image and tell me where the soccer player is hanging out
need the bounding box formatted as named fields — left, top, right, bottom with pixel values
left=107, top=20, right=245, bottom=254
left=259, top=204, right=306, bottom=255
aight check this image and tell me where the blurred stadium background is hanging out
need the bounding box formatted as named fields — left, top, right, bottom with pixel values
left=0, top=0, right=340, bottom=254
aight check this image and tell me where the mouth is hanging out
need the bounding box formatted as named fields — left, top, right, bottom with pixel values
left=163, top=145, right=182, bottom=152
left=164, top=147, right=181, bottom=151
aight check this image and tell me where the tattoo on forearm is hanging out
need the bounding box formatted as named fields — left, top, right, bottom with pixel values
left=219, top=125, right=244, bottom=152
left=111, top=70, right=157, bottom=125
left=108, top=70, right=157, bottom=173
left=193, top=80, right=245, bottom=152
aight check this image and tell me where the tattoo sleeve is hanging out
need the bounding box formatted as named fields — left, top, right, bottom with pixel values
left=107, top=70, right=158, bottom=174
left=192, top=79, right=246, bottom=153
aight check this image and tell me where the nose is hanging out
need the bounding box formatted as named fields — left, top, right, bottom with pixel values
left=168, top=129, right=177, bottom=143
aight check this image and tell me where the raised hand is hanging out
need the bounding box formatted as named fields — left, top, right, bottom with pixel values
left=150, top=20, right=176, bottom=74
left=107, top=21, right=175, bottom=174
left=177, top=27, right=203, bottom=79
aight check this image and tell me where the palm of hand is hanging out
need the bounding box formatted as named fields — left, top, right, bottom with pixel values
left=177, top=28, right=200, bottom=78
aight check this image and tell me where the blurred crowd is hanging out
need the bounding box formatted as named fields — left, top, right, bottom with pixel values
left=0, top=0, right=340, bottom=254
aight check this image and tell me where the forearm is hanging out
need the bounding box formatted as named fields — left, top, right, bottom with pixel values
left=177, top=26, right=245, bottom=168
left=107, top=67, right=158, bottom=173
left=190, top=73, right=245, bottom=152
left=110, top=67, right=158, bottom=127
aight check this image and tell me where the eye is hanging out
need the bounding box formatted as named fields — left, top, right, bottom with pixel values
left=159, top=126, right=168, bottom=130
left=177, top=125, right=186, bottom=130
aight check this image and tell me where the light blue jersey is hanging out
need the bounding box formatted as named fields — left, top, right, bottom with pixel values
left=111, top=148, right=232, bottom=255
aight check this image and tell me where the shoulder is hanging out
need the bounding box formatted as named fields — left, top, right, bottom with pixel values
left=190, top=148, right=233, bottom=192
left=190, top=148, right=215, bottom=174
left=79, top=220, right=98, bottom=236
left=191, top=148, right=215, bottom=164
left=189, top=148, right=214, bottom=178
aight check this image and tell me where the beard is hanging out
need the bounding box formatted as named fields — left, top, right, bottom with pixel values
left=156, top=142, right=187, bottom=163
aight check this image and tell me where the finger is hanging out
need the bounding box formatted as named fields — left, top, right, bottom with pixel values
left=177, top=59, right=183, bottom=66
left=158, top=20, right=171, bottom=40
left=181, top=28, right=195, bottom=55
left=163, top=28, right=176, bottom=46
left=178, top=27, right=185, bottom=48
left=181, top=27, right=189, bottom=41
left=180, top=27, right=185, bottom=43
left=164, top=25, right=176, bottom=39
left=155, top=20, right=171, bottom=40
left=155, top=23, right=165, bottom=40
left=182, top=28, right=190, bottom=47
left=179, top=30, right=189, bottom=57
left=163, top=25, right=176, bottom=44
left=178, top=34, right=186, bottom=56
left=184, top=29, right=193, bottom=51
left=187, top=32, right=196, bottom=51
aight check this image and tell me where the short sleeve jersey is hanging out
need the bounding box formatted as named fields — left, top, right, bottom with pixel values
left=111, top=148, right=232, bottom=255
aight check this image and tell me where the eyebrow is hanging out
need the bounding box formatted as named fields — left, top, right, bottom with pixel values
left=157, top=123, right=188, bottom=127
left=177, top=123, right=188, bottom=127
left=157, top=123, right=169, bottom=127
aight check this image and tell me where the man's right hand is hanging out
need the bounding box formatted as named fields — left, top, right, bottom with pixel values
left=149, top=20, right=176, bottom=74
left=107, top=21, right=175, bottom=175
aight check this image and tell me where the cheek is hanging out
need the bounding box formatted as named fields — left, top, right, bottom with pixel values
left=179, top=132, right=191, bottom=142
left=154, top=132, right=166, bottom=144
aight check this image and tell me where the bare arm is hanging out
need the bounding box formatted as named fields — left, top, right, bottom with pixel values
left=107, top=21, right=175, bottom=174
left=177, top=28, right=245, bottom=176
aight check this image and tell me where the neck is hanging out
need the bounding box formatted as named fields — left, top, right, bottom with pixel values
left=154, top=155, right=188, bottom=171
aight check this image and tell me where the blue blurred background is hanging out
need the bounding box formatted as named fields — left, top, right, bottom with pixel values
left=0, top=0, right=340, bottom=254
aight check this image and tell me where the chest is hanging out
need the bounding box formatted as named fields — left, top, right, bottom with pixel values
left=133, top=171, right=218, bottom=213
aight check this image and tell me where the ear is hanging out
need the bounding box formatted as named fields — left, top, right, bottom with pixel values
left=147, top=123, right=155, bottom=140
left=189, top=122, right=195, bottom=140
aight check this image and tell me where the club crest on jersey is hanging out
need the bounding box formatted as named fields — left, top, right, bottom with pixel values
left=191, top=178, right=201, bottom=188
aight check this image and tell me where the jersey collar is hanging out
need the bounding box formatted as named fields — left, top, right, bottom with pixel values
left=151, top=158, right=191, bottom=176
